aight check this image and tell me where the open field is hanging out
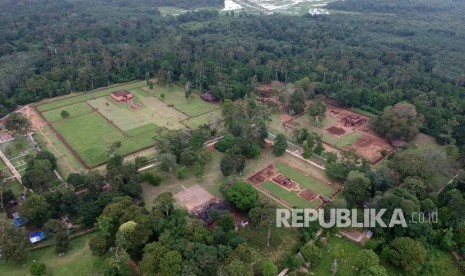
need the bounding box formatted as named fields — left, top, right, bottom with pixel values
left=35, top=81, right=221, bottom=168
left=310, top=236, right=363, bottom=275
left=0, top=233, right=103, bottom=276
left=182, top=109, right=222, bottom=129
left=247, top=159, right=338, bottom=208
left=87, top=96, right=187, bottom=131
left=42, top=102, right=93, bottom=123
left=275, top=162, right=335, bottom=197
left=53, top=112, right=157, bottom=167
left=34, top=125, right=85, bottom=176
left=261, top=180, right=320, bottom=208
left=272, top=102, right=393, bottom=164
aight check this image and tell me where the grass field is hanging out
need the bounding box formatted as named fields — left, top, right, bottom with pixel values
left=35, top=125, right=85, bottom=177
left=53, top=112, right=156, bottom=167
left=0, top=158, right=10, bottom=175
left=0, top=233, right=103, bottom=276
left=87, top=96, right=187, bottom=130
left=5, top=180, right=24, bottom=197
left=42, top=102, right=93, bottom=123
left=276, top=162, right=336, bottom=197
left=36, top=81, right=221, bottom=168
left=182, top=109, right=222, bottom=129
left=262, top=180, right=320, bottom=208
left=37, top=81, right=147, bottom=112
left=311, top=236, right=362, bottom=275
left=149, top=85, right=220, bottom=117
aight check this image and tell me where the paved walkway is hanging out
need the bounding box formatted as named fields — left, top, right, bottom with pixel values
left=0, top=149, right=22, bottom=184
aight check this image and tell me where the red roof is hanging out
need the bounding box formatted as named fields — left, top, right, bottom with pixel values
left=111, top=90, right=132, bottom=97
left=201, top=92, right=216, bottom=102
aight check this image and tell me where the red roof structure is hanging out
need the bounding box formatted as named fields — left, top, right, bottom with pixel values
left=201, top=92, right=217, bottom=103
left=111, top=90, right=133, bottom=102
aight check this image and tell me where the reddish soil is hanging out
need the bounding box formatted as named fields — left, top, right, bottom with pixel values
left=247, top=164, right=277, bottom=185
left=326, top=126, right=346, bottom=136
left=299, top=189, right=317, bottom=201
left=23, top=106, right=45, bottom=129
left=353, top=134, right=392, bottom=164
left=280, top=114, right=293, bottom=123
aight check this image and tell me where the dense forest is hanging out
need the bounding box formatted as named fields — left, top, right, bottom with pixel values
left=1, top=0, right=465, bottom=148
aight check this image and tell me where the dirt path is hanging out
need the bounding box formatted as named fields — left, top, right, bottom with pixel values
left=23, top=106, right=78, bottom=175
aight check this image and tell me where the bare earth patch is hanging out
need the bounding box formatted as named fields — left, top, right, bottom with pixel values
left=174, top=185, right=215, bottom=211
left=326, top=125, right=346, bottom=136
left=280, top=114, right=293, bottom=123
left=353, top=134, right=392, bottom=164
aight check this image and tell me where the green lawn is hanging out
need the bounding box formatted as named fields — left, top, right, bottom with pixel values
left=125, top=123, right=160, bottom=137
left=0, top=158, right=10, bottom=176
left=41, top=102, right=93, bottom=123
left=0, top=233, right=103, bottom=276
left=36, top=81, right=221, bottom=168
left=35, top=125, right=85, bottom=177
left=53, top=110, right=157, bottom=167
left=149, top=84, right=219, bottom=117
left=36, top=81, right=146, bottom=112
left=261, top=181, right=320, bottom=208
left=311, top=236, right=362, bottom=276
left=182, top=109, right=222, bottom=129
left=275, top=162, right=336, bottom=197
left=320, top=131, right=361, bottom=149
left=87, top=94, right=188, bottom=131
left=53, top=112, right=125, bottom=166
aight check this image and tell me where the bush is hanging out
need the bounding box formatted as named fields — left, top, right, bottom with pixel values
left=226, top=182, right=258, bottom=211
left=261, top=260, right=278, bottom=276
left=177, top=166, right=188, bottom=180
left=142, top=171, right=163, bottom=186
left=30, top=262, right=47, bottom=276
left=301, top=244, right=322, bottom=267
left=215, top=135, right=237, bottom=152
left=89, top=234, right=110, bottom=256
left=135, top=156, right=148, bottom=168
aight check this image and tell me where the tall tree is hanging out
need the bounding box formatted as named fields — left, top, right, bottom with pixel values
left=272, top=133, right=287, bottom=156
left=373, top=102, right=424, bottom=141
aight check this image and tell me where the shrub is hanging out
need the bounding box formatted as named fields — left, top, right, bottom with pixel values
left=177, top=166, right=188, bottom=180
left=142, top=171, right=163, bottom=186
left=215, top=134, right=237, bottom=152
left=30, top=262, right=47, bottom=276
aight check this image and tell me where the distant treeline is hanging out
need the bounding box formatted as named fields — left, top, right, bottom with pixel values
left=1, top=0, right=465, bottom=147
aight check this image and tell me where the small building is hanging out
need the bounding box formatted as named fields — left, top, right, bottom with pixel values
left=341, top=114, right=366, bottom=127
left=111, top=90, right=133, bottom=103
left=12, top=212, right=25, bottom=227
left=201, top=92, right=217, bottom=103
left=194, top=199, right=230, bottom=225
left=29, top=231, right=45, bottom=244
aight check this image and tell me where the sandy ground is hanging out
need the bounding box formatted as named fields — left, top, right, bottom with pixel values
left=174, top=185, right=215, bottom=211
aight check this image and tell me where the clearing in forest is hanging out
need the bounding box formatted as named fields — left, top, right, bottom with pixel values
left=35, top=81, right=221, bottom=168
left=282, top=103, right=392, bottom=164
left=247, top=160, right=340, bottom=209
